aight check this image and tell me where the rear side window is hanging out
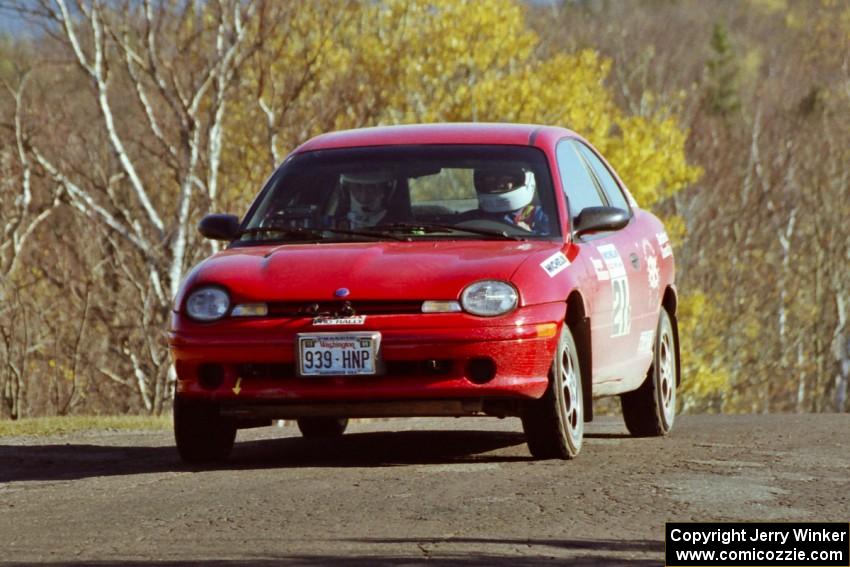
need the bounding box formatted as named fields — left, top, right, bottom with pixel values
left=575, top=142, right=631, bottom=212
left=556, top=140, right=605, bottom=220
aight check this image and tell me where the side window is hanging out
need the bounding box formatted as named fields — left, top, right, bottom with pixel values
left=575, top=142, right=631, bottom=212
left=556, top=140, right=606, bottom=220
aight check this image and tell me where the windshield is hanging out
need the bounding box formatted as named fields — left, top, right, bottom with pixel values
left=239, top=145, right=560, bottom=244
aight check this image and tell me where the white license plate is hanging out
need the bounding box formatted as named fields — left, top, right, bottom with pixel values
left=297, top=332, right=380, bottom=376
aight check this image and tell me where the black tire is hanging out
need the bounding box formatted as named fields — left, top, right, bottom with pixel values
left=297, top=417, right=349, bottom=438
left=621, top=308, right=678, bottom=437
left=173, top=396, right=237, bottom=463
left=521, top=325, right=584, bottom=459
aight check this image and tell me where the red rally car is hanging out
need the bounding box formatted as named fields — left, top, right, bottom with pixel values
left=168, top=123, right=680, bottom=463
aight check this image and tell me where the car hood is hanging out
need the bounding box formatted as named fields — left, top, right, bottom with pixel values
left=182, top=240, right=562, bottom=303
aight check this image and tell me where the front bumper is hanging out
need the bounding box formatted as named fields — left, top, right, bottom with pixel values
left=168, top=302, right=565, bottom=415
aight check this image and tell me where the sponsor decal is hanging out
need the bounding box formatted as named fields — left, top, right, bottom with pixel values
left=647, top=254, right=660, bottom=289
left=597, top=243, right=627, bottom=279
left=643, top=239, right=662, bottom=311
left=656, top=231, right=673, bottom=258
left=312, top=315, right=366, bottom=326
left=597, top=244, right=631, bottom=337
left=638, top=330, right=655, bottom=355
left=643, top=239, right=660, bottom=290
left=540, top=252, right=570, bottom=277
left=592, top=258, right=610, bottom=281
left=611, top=277, right=632, bottom=338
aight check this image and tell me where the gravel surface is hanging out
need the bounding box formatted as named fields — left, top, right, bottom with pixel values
left=1, top=414, right=848, bottom=565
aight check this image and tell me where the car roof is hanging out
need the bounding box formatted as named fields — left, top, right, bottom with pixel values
left=294, top=123, right=578, bottom=153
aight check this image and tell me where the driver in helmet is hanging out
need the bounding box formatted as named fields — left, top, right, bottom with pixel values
left=340, top=171, right=396, bottom=229
left=472, top=167, right=550, bottom=234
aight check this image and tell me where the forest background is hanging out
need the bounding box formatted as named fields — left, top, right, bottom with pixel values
left=0, top=0, right=848, bottom=419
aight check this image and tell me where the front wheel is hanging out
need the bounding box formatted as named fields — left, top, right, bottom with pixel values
left=621, top=308, right=678, bottom=436
left=521, top=324, right=584, bottom=459
left=173, top=397, right=237, bottom=463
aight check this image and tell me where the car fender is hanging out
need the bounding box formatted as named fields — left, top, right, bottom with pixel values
left=635, top=210, right=676, bottom=303
left=510, top=243, right=596, bottom=421
left=171, top=261, right=207, bottom=313
left=510, top=243, right=588, bottom=313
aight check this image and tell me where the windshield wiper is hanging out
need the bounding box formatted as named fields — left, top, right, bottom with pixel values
left=371, top=222, right=526, bottom=240
left=239, top=226, right=406, bottom=241
left=240, top=226, right=323, bottom=241
left=322, top=227, right=406, bottom=241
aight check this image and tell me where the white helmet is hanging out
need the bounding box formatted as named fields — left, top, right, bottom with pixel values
left=473, top=169, right=536, bottom=213
left=341, top=171, right=395, bottom=227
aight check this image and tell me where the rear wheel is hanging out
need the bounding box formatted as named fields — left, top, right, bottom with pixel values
left=521, top=325, right=584, bottom=459
left=297, top=417, right=349, bottom=438
left=173, top=396, right=236, bottom=464
left=621, top=308, right=678, bottom=436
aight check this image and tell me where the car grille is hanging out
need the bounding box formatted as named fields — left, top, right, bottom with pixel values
left=266, top=300, right=423, bottom=317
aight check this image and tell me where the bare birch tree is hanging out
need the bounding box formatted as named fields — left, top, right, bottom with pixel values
left=0, top=49, right=64, bottom=417
left=5, top=0, right=268, bottom=413
left=1, top=76, right=62, bottom=282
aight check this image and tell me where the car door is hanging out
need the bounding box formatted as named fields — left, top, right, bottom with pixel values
left=556, top=139, right=644, bottom=394
left=575, top=142, right=659, bottom=388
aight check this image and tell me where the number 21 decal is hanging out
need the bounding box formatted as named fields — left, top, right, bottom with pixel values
left=611, top=276, right=631, bottom=337
left=596, top=244, right=632, bottom=338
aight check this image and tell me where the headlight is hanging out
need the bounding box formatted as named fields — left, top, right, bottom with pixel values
left=185, top=286, right=230, bottom=322
left=460, top=280, right=518, bottom=317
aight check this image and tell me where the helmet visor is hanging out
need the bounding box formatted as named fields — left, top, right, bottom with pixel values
left=474, top=170, right=526, bottom=194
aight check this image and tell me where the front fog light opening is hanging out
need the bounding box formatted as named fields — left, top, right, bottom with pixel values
left=467, top=357, right=496, bottom=384
left=198, top=363, right=224, bottom=390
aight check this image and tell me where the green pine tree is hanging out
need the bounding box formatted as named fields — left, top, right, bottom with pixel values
left=706, top=22, right=741, bottom=116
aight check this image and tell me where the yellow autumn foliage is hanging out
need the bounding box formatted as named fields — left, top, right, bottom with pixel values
left=224, top=0, right=700, bottom=210
left=676, top=292, right=731, bottom=412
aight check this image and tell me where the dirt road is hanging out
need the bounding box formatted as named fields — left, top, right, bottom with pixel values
left=1, top=414, right=847, bottom=565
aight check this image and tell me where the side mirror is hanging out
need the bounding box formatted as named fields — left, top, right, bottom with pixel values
left=573, top=206, right=629, bottom=238
left=198, top=214, right=240, bottom=241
